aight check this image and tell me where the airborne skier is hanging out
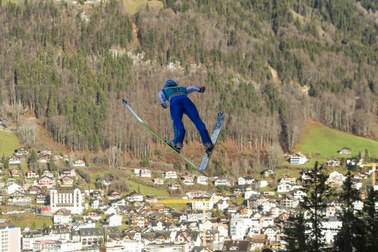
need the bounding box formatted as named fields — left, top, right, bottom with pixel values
left=158, top=79, right=214, bottom=154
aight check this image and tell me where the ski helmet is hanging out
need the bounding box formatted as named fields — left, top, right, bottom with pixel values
left=164, top=79, right=177, bottom=88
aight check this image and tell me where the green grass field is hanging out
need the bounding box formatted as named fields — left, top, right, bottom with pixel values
left=86, top=167, right=170, bottom=197
left=0, top=212, right=52, bottom=229
left=127, top=180, right=170, bottom=197
left=294, top=121, right=378, bottom=164
left=0, top=131, right=21, bottom=157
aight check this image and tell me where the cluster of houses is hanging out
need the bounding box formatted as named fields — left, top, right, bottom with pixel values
left=1, top=146, right=377, bottom=251
left=1, top=148, right=86, bottom=206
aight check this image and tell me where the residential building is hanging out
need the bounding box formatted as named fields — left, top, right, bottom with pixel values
left=22, top=231, right=43, bottom=251
left=190, top=198, right=215, bottom=211
left=59, top=169, right=76, bottom=178
left=216, top=199, right=229, bottom=211
left=249, top=235, right=266, bottom=251
left=39, top=149, right=52, bottom=156
left=10, top=168, right=21, bottom=177
left=289, top=153, right=308, bottom=165
left=238, top=176, right=255, bottom=186
left=32, top=240, right=82, bottom=252
left=326, top=159, right=341, bottom=167
left=25, top=170, right=39, bottom=179
left=126, top=192, right=144, bottom=202
left=28, top=186, right=41, bottom=195
left=223, top=240, right=251, bottom=252
left=8, top=191, right=32, bottom=204
left=279, top=176, right=297, bottom=185
left=292, top=190, right=307, bottom=199
left=279, top=196, right=299, bottom=208
left=214, top=178, right=232, bottom=187
left=108, top=191, right=121, bottom=200
left=60, top=176, right=74, bottom=186
left=8, top=156, right=21, bottom=165
left=258, top=180, right=269, bottom=188
left=167, top=183, right=181, bottom=191
left=338, top=147, right=352, bottom=154
left=53, top=208, right=72, bottom=225
left=144, top=242, right=187, bottom=252
left=42, top=170, right=54, bottom=178
left=0, top=226, right=21, bottom=252
left=79, top=227, right=104, bottom=247
left=326, top=171, right=345, bottom=187
left=163, top=171, right=178, bottom=179
left=105, top=240, right=144, bottom=252
left=36, top=194, right=47, bottom=204
left=50, top=186, right=84, bottom=214
left=196, top=175, right=208, bottom=185
left=139, top=169, right=152, bottom=178
left=38, top=176, right=55, bottom=188
left=106, top=214, right=123, bottom=227
left=261, top=216, right=275, bottom=228
left=318, top=217, right=343, bottom=244
left=244, top=190, right=260, bottom=200
left=7, top=182, right=23, bottom=195
left=130, top=216, right=147, bottom=228
left=14, top=148, right=29, bottom=157
left=72, top=159, right=86, bottom=167
left=153, top=178, right=164, bottom=185
left=174, top=230, right=201, bottom=251
left=277, top=183, right=292, bottom=193
left=181, top=176, right=194, bottom=186
left=105, top=207, right=118, bottom=215
left=229, top=216, right=253, bottom=240
left=110, top=198, right=127, bottom=208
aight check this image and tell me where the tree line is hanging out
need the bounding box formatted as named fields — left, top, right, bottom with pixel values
left=0, top=0, right=377, bottom=171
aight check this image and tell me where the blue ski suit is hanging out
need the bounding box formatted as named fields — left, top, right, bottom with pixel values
left=159, top=80, right=212, bottom=148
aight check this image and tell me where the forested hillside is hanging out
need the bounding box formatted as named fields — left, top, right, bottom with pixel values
left=0, top=0, right=377, bottom=171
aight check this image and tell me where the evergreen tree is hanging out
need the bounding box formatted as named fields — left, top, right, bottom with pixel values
left=362, top=187, right=378, bottom=251
left=282, top=212, right=307, bottom=252
left=333, top=171, right=367, bottom=251
left=27, top=149, right=38, bottom=171
left=300, top=161, right=329, bottom=252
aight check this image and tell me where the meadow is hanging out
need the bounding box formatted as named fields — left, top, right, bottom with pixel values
left=0, top=130, right=21, bottom=157
left=293, top=120, right=378, bottom=164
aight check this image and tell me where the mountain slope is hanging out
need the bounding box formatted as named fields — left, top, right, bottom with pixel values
left=0, top=0, right=377, bottom=173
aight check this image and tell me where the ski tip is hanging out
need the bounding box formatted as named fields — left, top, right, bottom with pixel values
left=122, top=99, right=128, bottom=104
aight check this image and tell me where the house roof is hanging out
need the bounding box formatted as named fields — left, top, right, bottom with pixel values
left=79, top=227, right=104, bottom=236
left=55, top=208, right=71, bottom=215
left=52, top=186, right=80, bottom=193
left=223, top=240, right=251, bottom=251
left=142, top=231, right=171, bottom=241
left=175, top=230, right=199, bottom=242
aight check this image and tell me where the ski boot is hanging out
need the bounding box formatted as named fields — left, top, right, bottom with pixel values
left=166, top=140, right=182, bottom=153
left=204, top=142, right=214, bottom=155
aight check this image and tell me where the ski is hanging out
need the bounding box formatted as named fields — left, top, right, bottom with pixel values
left=198, top=112, right=224, bottom=171
left=122, top=99, right=198, bottom=170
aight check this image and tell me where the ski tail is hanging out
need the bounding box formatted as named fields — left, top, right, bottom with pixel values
left=122, top=99, right=198, bottom=170
left=122, top=99, right=167, bottom=144
left=198, top=112, right=224, bottom=171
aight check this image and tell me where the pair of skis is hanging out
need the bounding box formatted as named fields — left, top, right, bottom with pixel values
left=122, top=99, right=224, bottom=172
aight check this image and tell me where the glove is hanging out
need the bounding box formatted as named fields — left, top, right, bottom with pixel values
left=161, top=103, right=167, bottom=109
left=199, top=86, right=206, bottom=93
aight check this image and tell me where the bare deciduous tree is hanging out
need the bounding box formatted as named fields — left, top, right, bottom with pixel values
left=17, top=119, right=36, bottom=145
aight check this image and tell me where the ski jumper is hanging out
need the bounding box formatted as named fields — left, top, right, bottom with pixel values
left=159, top=81, right=212, bottom=149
